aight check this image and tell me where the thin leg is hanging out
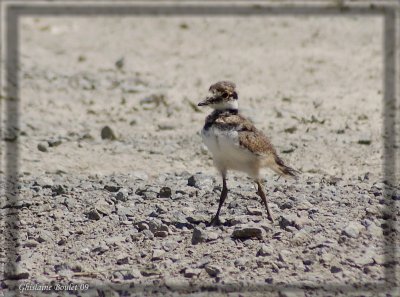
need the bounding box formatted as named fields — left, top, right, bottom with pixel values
left=256, top=180, right=274, bottom=223
left=209, top=173, right=228, bottom=226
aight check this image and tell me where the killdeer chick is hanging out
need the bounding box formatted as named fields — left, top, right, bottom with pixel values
left=198, top=81, right=298, bottom=225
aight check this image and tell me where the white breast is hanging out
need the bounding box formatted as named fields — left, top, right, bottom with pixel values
left=201, top=126, right=259, bottom=177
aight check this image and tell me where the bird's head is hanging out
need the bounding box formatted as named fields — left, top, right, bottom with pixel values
left=198, top=81, right=238, bottom=110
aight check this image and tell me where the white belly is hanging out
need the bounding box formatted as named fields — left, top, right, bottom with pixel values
left=201, top=127, right=259, bottom=177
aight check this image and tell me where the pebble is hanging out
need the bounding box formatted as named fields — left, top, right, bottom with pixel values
left=183, top=268, right=202, bottom=278
left=152, top=249, right=165, bottom=260
left=37, top=142, right=49, bottom=152
left=101, top=126, right=117, bottom=140
left=115, top=191, right=127, bottom=202
left=342, top=222, right=363, bottom=238
left=205, top=264, right=222, bottom=277
left=278, top=250, right=291, bottom=263
left=187, top=173, right=214, bottom=189
left=232, top=226, right=264, bottom=240
left=247, top=207, right=263, bottom=216
left=158, top=187, right=172, bottom=198
left=192, top=227, right=208, bottom=245
left=330, top=266, right=342, bottom=273
left=257, top=244, right=274, bottom=257
left=87, top=209, right=101, bottom=220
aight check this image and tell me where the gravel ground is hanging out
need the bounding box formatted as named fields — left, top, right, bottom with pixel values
left=1, top=8, right=399, bottom=297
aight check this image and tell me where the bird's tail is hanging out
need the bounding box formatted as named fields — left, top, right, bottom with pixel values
left=268, top=155, right=299, bottom=179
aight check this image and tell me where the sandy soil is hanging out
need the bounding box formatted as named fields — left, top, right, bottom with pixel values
left=1, top=6, right=399, bottom=297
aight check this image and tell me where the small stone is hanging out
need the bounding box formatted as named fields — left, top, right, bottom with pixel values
left=257, top=244, right=274, bottom=257
left=154, top=231, right=168, bottom=238
left=187, top=173, right=214, bottom=189
left=87, top=209, right=101, bottom=220
left=292, top=230, right=311, bottom=245
left=392, top=190, right=400, bottom=201
left=342, top=222, right=363, bottom=238
left=37, top=230, right=55, bottom=243
left=47, top=138, right=62, bottom=147
left=232, top=226, right=263, bottom=240
left=101, top=126, right=117, bottom=140
left=207, top=232, right=219, bottom=241
left=205, top=264, right=222, bottom=277
left=278, top=250, right=291, bottom=263
left=152, top=249, right=165, bottom=260
left=23, top=240, right=38, bottom=248
left=279, top=214, right=296, bottom=230
left=116, top=190, right=128, bottom=202
left=51, top=184, right=67, bottom=196
left=192, top=227, right=207, bottom=245
left=142, top=229, right=154, bottom=239
left=116, top=255, right=129, bottom=265
left=104, top=184, right=121, bottom=192
left=358, top=133, right=372, bottom=145
left=247, top=207, right=263, bottom=216
left=115, top=57, right=124, bottom=69
left=5, top=270, right=30, bottom=280
left=91, top=244, right=109, bottom=254
left=140, top=267, right=160, bottom=277
left=330, top=266, right=342, bottom=273
left=234, top=257, right=250, bottom=267
left=37, top=142, right=49, bottom=152
left=184, top=268, right=201, bottom=278
left=158, top=187, right=172, bottom=198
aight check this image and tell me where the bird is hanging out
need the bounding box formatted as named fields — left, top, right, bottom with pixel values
left=198, top=81, right=298, bottom=225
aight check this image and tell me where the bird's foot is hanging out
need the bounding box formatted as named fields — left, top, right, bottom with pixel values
left=208, top=216, right=221, bottom=226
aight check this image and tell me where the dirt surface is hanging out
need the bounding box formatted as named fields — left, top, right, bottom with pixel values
left=1, top=7, right=399, bottom=297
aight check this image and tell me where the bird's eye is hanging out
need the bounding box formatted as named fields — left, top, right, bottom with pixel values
left=222, top=92, right=229, bottom=99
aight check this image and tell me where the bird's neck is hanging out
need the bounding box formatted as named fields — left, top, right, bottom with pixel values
left=213, top=100, right=239, bottom=113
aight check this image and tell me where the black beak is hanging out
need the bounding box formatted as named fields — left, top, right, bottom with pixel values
left=197, top=96, right=214, bottom=106
left=197, top=101, right=207, bottom=106
left=197, top=97, right=211, bottom=106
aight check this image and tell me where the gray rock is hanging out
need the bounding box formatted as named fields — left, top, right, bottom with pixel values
left=154, top=231, right=168, bottom=237
left=5, top=269, right=30, bottom=280
left=33, top=177, right=54, bottom=188
left=392, top=190, right=400, bottom=201
left=342, top=222, right=363, bottom=238
left=37, top=142, right=49, bottom=152
left=292, top=229, right=311, bottom=245
left=330, top=266, right=342, bottom=273
left=247, top=207, right=263, bottom=216
left=158, top=187, right=172, bottom=198
left=23, top=240, right=38, bottom=248
left=87, top=209, right=101, bottom=220
left=116, top=189, right=129, bottom=202
left=183, top=268, right=202, bottom=278
left=37, top=230, right=55, bottom=243
left=104, top=184, right=121, bottom=192
left=101, top=126, right=117, bottom=140
left=232, top=226, right=263, bottom=240
left=192, top=227, right=207, bottom=245
left=205, top=264, right=222, bottom=277
left=358, top=133, right=372, bottom=145
left=257, top=244, right=274, bottom=257
left=152, top=249, right=165, bottom=260
left=278, top=250, right=291, bottom=263
left=51, top=184, right=67, bottom=196
left=234, top=257, right=250, bottom=267
left=140, top=267, right=161, bottom=276
left=91, top=244, right=109, bottom=254
left=116, top=254, right=129, bottom=265
left=187, top=173, right=214, bottom=189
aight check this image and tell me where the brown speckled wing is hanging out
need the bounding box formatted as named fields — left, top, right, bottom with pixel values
left=214, top=113, right=277, bottom=156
